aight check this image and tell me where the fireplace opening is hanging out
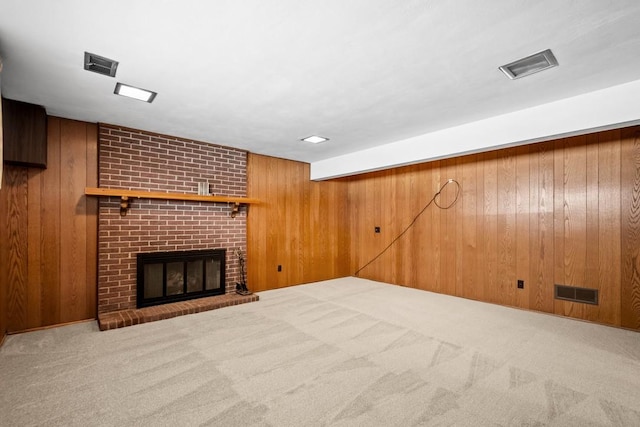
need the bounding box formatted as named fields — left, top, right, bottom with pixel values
left=136, top=249, right=226, bottom=308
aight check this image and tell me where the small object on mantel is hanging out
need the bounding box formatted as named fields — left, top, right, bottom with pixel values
left=230, top=202, right=240, bottom=218
left=120, top=196, right=129, bottom=216
left=197, top=181, right=209, bottom=196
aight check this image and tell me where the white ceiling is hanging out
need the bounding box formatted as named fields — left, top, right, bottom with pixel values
left=1, top=0, right=640, bottom=172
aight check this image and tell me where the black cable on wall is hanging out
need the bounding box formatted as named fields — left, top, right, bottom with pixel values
left=354, top=178, right=461, bottom=277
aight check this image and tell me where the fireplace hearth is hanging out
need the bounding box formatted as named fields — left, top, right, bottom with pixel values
left=136, top=249, right=226, bottom=308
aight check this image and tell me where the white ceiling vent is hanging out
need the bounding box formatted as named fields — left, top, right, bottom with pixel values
left=499, top=49, right=558, bottom=80
left=84, top=52, right=118, bottom=77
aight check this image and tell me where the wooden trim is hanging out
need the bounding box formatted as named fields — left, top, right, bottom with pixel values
left=6, top=318, right=96, bottom=335
left=84, top=187, right=260, bottom=204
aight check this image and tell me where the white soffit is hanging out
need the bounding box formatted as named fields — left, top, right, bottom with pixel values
left=310, top=78, right=640, bottom=180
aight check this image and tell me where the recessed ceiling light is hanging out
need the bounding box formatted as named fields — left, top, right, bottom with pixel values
left=114, top=83, right=157, bottom=103
left=301, top=135, right=329, bottom=144
left=499, top=49, right=558, bottom=80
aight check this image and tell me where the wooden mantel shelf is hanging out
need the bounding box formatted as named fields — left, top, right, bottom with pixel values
left=85, top=187, right=259, bottom=217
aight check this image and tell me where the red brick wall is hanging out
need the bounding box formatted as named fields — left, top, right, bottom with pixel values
left=97, top=124, right=247, bottom=314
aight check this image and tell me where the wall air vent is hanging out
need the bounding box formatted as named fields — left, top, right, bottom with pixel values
left=554, top=284, right=598, bottom=305
left=499, top=49, right=558, bottom=80
left=84, top=52, right=118, bottom=77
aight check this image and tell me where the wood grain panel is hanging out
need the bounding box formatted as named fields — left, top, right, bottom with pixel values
left=552, top=136, right=587, bottom=318
left=440, top=159, right=457, bottom=296
left=5, top=166, right=28, bottom=331
left=246, top=154, right=350, bottom=291
left=474, top=156, right=485, bottom=303
left=553, top=138, right=568, bottom=316
left=85, top=123, right=98, bottom=319
left=460, top=157, right=477, bottom=299
left=483, top=152, right=498, bottom=304
left=42, top=117, right=62, bottom=325
left=26, top=167, right=42, bottom=328
left=246, top=155, right=268, bottom=291
left=394, top=168, right=410, bottom=286
left=381, top=170, right=393, bottom=282
left=595, top=130, right=621, bottom=325
left=530, top=141, right=554, bottom=313
left=621, top=128, right=640, bottom=329
left=497, top=148, right=516, bottom=306
left=60, top=120, right=88, bottom=322
left=584, top=134, right=600, bottom=322
left=515, top=145, right=530, bottom=309
left=0, top=117, right=98, bottom=333
left=430, top=162, right=442, bottom=293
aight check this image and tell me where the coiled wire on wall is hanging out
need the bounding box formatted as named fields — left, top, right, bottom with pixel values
left=354, top=178, right=461, bottom=276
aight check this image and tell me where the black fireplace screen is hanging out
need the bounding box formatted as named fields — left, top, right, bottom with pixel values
left=136, top=249, right=226, bottom=308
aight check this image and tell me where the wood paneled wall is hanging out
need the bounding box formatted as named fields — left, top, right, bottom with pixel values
left=347, top=127, right=640, bottom=330
left=0, top=117, right=97, bottom=333
left=246, top=154, right=350, bottom=291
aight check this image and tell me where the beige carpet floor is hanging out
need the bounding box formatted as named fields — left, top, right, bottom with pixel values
left=1, top=277, right=640, bottom=426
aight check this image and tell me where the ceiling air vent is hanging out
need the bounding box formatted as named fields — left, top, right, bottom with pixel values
left=84, top=52, right=118, bottom=77
left=499, top=49, right=558, bottom=80
left=554, top=284, right=598, bottom=305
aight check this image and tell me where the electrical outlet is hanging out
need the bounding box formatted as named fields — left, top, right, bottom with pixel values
left=374, top=226, right=381, bottom=233
left=517, top=279, right=524, bottom=289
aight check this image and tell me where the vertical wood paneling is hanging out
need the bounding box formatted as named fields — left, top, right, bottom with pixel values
left=346, top=126, right=638, bottom=330
left=430, top=162, right=442, bottom=293
left=597, top=130, right=621, bottom=325
left=1, top=167, right=8, bottom=337
left=246, top=155, right=269, bottom=291
left=460, top=157, right=477, bottom=299
left=415, top=164, right=429, bottom=288
left=483, top=152, right=498, bottom=303
left=497, top=148, right=516, bottom=306
left=515, top=145, right=530, bottom=309
left=395, top=168, right=410, bottom=286
left=475, top=157, right=485, bottom=303
left=42, top=117, right=62, bottom=325
left=246, top=154, right=350, bottom=291
left=621, top=128, right=640, bottom=329
left=85, top=123, right=98, bottom=319
left=59, top=120, right=88, bottom=322
left=0, top=117, right=97, bottom=333
left=557, top=136, right=588, bottom=318
left=584, top=134, right=600, bottom=322
left=440, top=159, right=456, bottom=296
left=553, top=138, right=568, bottom=316
left=530, top=141, right=554, bottom=313
left=5, top=166, right=28, bottom=331
left=26, top=168, right=42, bottom=328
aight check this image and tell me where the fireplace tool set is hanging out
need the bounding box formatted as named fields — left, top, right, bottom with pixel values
left=235, top=249, right=251, bottom=296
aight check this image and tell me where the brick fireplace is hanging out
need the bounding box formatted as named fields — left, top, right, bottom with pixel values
left=96, top=124, right=251, bottom=320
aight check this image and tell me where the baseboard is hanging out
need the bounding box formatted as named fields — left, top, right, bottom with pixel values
left=6, top=318, right=97, bottom=335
